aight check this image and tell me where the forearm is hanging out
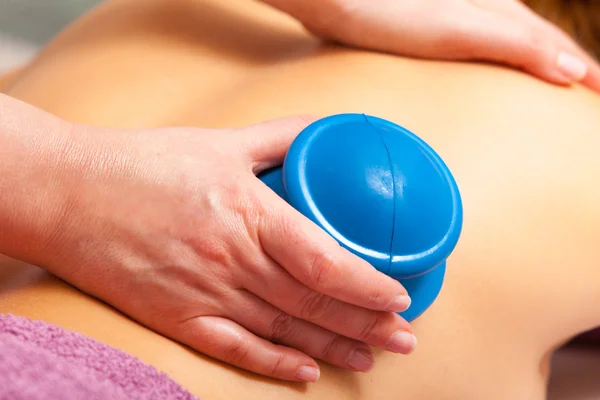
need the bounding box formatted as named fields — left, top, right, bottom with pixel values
left=0, top=94, right=74, bottom=265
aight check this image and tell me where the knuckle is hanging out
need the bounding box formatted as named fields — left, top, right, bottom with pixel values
left=203, top=181, right=227, bottom=213
left=269, top=353, right=287, bottom=377
left=357, top=314, right=383, bottom=344
left=321, top=335, right=344, bottom=360
left=196, top=238, right=234, bottom=270
left=365, top=287, right=387, bottom=309
left=231, top=183, right=260, bottom=220
left=231, top=182, right=263, bottom=239
left=269, top=312, right=298, bottom=343
left=223, top=340, right=251, bottom=365
left=298, top=290, right=335, bottom=320
left=308, top=251, right=337, bottom=288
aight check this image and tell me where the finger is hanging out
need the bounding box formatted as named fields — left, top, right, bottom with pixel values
left=505, top=1, right=600, bottom=93
left=254, top=181, right=411, bottom=313
left=458, top=13, right=577, bottom=85
left=480, top=1, right=600, bottom=92
left=231, top=289, right=377, bottom=371
left=547, top=31, right=600, bottom=93
left=233, top=115, right=319, bottom=174
left=241, top=253, right=415, bottom=353
left=173, top=315, right=321, bottom=382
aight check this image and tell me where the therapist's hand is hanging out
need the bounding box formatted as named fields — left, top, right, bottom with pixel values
left=41, top=116, right=414, bottom=382
left=264, top=0, right=600, bottom=93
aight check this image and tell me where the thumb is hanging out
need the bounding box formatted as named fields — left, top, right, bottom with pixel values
left=234, top=115, right=319, bottom=174
left=464, top=15, right=588, bottom=86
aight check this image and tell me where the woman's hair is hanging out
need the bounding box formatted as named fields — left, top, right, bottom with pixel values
left=524, top=0, right=600, bottom=60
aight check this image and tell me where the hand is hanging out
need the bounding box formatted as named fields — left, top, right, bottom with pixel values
left=40, top=116, right=416, bottom=382
left=265, top=0, right=600, bottom=93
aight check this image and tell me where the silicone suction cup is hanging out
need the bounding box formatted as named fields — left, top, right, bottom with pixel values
left=258, top=114, right=463, bottom=321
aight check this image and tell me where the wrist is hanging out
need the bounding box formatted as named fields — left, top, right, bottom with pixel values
left=0, top=94, right=86, bottom=269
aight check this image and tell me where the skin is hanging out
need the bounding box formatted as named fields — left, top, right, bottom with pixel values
left=0, top=0, right=600, bottom=396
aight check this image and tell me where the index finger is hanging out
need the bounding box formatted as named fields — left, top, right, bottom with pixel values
left=255, top=183, right=411, bottom=313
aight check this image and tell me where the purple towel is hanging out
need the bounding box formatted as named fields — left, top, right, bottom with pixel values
left=0, top=314, right=198, bottom=400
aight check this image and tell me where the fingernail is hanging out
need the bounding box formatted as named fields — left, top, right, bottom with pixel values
left=557, top=52, right=588, bottom=81
left=347, top=348, right=374, bottom=372
left=387, top=295, right=411, bottom=312
left=387, top=331, right=417, bottom=354
left=296, top=366, right=320, bottom=382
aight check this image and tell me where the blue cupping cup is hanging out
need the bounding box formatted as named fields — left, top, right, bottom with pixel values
left=258, top=113, right=463, bottom=321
